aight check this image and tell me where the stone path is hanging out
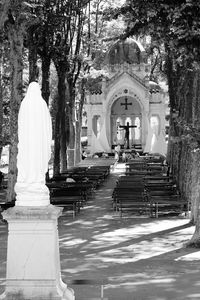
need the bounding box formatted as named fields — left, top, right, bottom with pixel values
left=57, top=165, right=199, bottom=300
left=0, top=164, right=200, bottom=300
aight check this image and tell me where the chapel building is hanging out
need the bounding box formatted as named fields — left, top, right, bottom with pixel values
left=84, top=38, right=168, bottom=156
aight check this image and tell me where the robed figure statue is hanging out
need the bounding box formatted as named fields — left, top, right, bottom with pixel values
left=15, top=82, right=52, bottom=206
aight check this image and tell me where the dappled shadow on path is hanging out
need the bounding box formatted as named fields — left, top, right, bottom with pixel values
left=0, top=169, right=199, bottom=299
left=58, top=172, right=200, bottom=300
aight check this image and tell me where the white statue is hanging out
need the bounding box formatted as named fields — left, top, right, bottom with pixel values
left=15, top=82, right=52, bottom=206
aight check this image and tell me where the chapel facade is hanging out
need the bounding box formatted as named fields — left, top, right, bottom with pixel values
left=84, top=38, right=168, bottom=156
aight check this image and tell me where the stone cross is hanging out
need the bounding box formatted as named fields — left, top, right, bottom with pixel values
left=121, top=97, right=132, bottom=110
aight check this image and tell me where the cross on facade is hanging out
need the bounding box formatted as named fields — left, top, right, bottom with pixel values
left=121, top=97, right=132, bottom=110
left=119, top=122, right=137, bottom=149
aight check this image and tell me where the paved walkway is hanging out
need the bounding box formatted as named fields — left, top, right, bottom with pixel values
left=0, top=164, right=200, bottom=299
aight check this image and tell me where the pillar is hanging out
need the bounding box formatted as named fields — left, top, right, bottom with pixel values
left=0, top=205, right=74, bottom=300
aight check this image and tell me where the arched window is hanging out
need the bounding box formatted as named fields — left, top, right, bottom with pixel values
left=92, top=115, right=101, bottom=138
left=116, top=117, right=123, bottom=140
left=134, top=117, right=141, bottom=140
left=150, top=115, right=160, bottom=135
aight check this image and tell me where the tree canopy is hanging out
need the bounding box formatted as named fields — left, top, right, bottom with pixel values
left=1, top=0, right=200, bottom=245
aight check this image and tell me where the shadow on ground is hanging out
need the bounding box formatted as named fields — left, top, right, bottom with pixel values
left=0, top=170, right=200, bottom=299
left=57, top=173, right=199, bottom=300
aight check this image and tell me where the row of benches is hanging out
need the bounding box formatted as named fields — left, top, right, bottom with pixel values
left=0, top=164, right=112, bottom=217
left=47, top=165, right=111, bottom=217
left=113, top=160, right=189, bottom=218
left=54, top=165, right=110, bottom=186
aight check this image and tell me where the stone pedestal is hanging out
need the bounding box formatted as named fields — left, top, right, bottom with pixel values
left=0, top=205, right=74, bottom=300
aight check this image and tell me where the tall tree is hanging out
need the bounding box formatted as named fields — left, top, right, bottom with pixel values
left=0, top=32, right=4, bottom=159
left=3, top=2, right=25, bottom=202
left=48, top=0, right=90, bottom=173
left=0, top=0, right=44, bottom=202
left=0, top=33, right=11, bottom=162
left=116, top=0, right=200, bottom=245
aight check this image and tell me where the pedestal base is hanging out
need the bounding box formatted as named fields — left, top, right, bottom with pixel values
left=0, top=205, right=74, bottom=300
left=0, top=287, right=74, bottom=300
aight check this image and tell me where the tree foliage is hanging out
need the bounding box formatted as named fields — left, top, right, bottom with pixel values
left=109, top=0, right=200, bottom=244
left=117, top=1, right=200, bottom=64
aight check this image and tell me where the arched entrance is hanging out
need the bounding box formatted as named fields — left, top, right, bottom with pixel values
left=111, top=96, right=142, bottom=148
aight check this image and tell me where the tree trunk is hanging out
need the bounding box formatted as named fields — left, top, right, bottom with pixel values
left=75, top=120, right=81, bottom=165
left=59, top=75, right=67, bottom=173
left=67, top=107, right=75, bottom=168
left=53, top=68, right=67, bottom=175
left=7, top=25, right=23, bottom=202
left=53, top=105, right=61, bottom=176
left=75, top=83, right=85, bottom=165
left=0, top=42, right=3, bottom=159
left=66, top=80, right=75, bottom=168
left=189, top=152, right=200, bottom=225
left=0, top=0, right=11, bottom=29
left=41, top=55, right=51, bottom=105
left=167, top=65, right=200, bottom=246
left=187, top=207, right=200, bottom=248
left=165, top=46, right=179, bottom=166
left=28, top=27, right=38, bottom=83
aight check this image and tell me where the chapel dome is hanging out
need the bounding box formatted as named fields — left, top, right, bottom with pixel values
left=104, top=38, right=147, bottom=65
left=149, top=81, right=162, bottom=93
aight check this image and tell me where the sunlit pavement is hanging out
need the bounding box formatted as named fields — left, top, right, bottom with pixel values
left=0, top=164, right=200, bottom=299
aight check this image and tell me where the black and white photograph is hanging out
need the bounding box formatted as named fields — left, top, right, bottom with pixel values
left=0, top=1, right=200, bottom=299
